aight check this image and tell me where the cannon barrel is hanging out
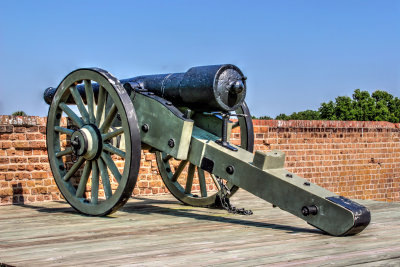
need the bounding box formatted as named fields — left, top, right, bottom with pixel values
left=44, top=64, right=247, bottom=112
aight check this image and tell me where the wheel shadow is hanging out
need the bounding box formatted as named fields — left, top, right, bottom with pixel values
left=13, top=201, right=77, bottom=214
left=16, top=196, right=323, bottom=235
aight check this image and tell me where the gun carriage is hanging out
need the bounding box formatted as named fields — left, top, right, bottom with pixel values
left=44, top=65, right=370, bottom=236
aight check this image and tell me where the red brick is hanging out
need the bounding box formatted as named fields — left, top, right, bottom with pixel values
left=31, top=172, right=48, bottom=179
left=1, top=141, right=12, bottom=149
left=0, top=188, right=13, bottom=196
left=10, top=157, right=27, bottom=163
left=0, top=126, right=13, bottom=133
left=14, top=127, right=26, bottom=133
left=12, top=141, right=29, bottom=149
left=29, top=141, right=46, bottom=149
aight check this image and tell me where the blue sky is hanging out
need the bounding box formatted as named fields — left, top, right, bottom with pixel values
left=0, top=0, right=398, bottom=118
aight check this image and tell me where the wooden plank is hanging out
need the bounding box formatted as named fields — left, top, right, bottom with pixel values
left=0, top=190, right=399, bottom=266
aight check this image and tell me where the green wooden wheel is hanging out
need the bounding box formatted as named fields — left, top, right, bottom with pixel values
left=156, top=102, right=254, bottom=207
left=46, top=68, right=141, bottom=216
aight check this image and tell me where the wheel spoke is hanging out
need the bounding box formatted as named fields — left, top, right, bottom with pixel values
left=103, top=143, right=125, bottom=158
left=197, top=168, right=208, bottom=197
left=54, top=126, right=74, bottom=135
left=96, top=86, right=106, bottom=126
left=101, top=152, right=121, bottom=183
left=84, top=80, right=96, bottom=124
left=100, top=104, right=117, bottom=133
left=63, top=157, right=85, bottom=181
left=76, top=161, right=92, bottom=198
left=98, top=157, right=112, bottom=199
left=211, top=174, right=221, bottom=191
left=59, top=102, right=84, bottom=128
left=102, top=127, right=124, bottom=141
left=69, top=85, right=90, bottom=124
left=55, top=147, right=73, bottom=158
left=184, top=164, right=195, bottom=194
left=91, top=161, right=99, bottom=204
left=171, top=160, right=188, bottom=182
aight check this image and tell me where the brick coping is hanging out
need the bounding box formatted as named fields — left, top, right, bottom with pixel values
left=1, top=115, right=399, bottom=129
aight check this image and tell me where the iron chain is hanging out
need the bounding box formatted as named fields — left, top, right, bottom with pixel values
left=216, top=176, right=253, bottom=216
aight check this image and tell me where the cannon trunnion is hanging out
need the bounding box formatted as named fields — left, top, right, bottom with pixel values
left=44, top=65, right=370, bottom=236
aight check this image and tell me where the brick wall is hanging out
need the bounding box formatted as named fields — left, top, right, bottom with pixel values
left=1, top=115, right=399, bottom=205
left=251, top=120, right=400, bottom=202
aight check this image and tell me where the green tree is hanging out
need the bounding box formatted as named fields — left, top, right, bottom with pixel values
left=371, top=90, right=399, bottom=122
left=319, top=101, right=336, bottom=120
left=12, top=111, right=27, bottom=116
left=334, top=96, right=356, bottom=120
left=352, top=89, right=375, bottom=121
left=393, top=97, right=400, bottom=121
left=318, top=89, right=399, bottom=123
left=275, top=110, right=320, bottom=120
left=291, top=110, right=321, bottom=120
left=258, top=115, right=273, bottom=120
left=275, top=113, right=291, bottom=120
left=258, top=89, right=399, bottom=123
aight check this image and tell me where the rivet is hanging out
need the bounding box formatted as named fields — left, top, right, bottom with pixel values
left=226, top=165, right=235, bottom=175
left=142, top=124, right=149, bottom=133
left=304, top=182, right=311, bottom=186
left=165, top=101, right=172, bottom=106
left=286, top=173, right=293, bottom=178
left=168, top=139, right=175, bottom=148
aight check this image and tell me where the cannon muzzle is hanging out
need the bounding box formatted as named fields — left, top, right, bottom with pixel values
left=44, top=64, right=247, bottom=112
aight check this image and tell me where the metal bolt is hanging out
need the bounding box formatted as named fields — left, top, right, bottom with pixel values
left=71, top=136, right=80, bottom=149
left=304, top=182, right=311, bottom=186
left=142, top=124, right=149, bottom=133
left=165, top=101, right=172, bottom=106
left=301, top=205, right=318, bottom=216
left=168, top=139, right=175, bottom=148
left=226, top=165, right=235, bottom=175
left=148, top=92, right=154, bottom=95
left=166, top=167, right=171, bottom=173
left=286, top=173, right=293, bottom=178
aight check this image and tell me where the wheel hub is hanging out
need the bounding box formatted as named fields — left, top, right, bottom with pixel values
left=70, top=125, right=102, bottom=160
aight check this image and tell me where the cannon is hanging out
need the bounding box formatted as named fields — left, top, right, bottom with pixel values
left=44, top=65, right=370, bottom=236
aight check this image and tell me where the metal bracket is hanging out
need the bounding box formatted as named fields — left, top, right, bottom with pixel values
left=204, top=112, right=246, bottom=151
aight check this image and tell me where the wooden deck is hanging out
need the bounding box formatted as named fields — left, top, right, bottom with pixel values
left=0, top=190, right=399, bottom=266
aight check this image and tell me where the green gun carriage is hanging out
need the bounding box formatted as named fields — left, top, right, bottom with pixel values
left=44, top=65, right=370, bottom=236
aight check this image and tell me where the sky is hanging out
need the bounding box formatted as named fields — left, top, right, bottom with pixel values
left=0, top=0, right=398, bottom=118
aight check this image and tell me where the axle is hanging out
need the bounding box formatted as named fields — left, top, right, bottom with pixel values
left=44, top=64, right=247, bottom=112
